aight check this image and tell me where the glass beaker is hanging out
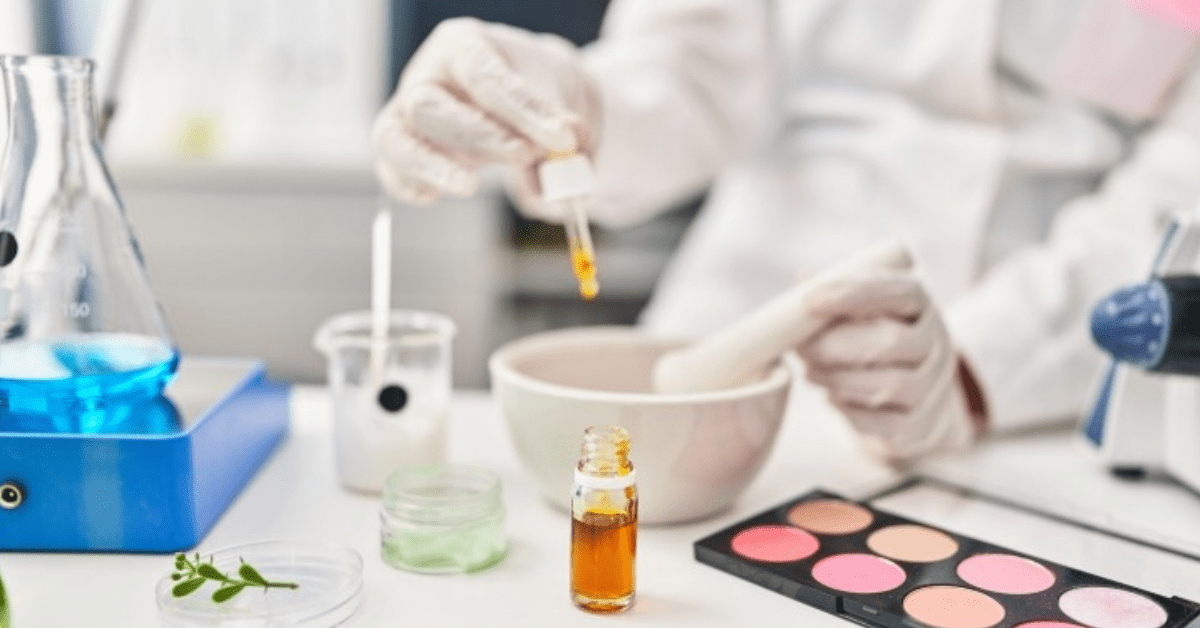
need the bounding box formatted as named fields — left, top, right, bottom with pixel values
left=0, top=55, right=178, bottom=433
left=313, top=310, right=456, bottom=493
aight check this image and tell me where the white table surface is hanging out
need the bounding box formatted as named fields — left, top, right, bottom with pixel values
left=6, top=383, right=1200, bottom=627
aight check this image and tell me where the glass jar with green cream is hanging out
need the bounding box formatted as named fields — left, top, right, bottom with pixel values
left=380, top=465, right=507, bottom=574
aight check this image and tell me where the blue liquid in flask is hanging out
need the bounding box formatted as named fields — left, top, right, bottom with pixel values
left=0, top=333, right=180, bottom=434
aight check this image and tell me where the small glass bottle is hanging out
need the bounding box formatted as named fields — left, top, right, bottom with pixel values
left=571, top=425, right=637, bottom=613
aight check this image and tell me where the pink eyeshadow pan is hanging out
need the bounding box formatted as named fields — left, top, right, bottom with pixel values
left=1059, top=587, right=1169, bottom=628
left=730, top=525, right=820, bottom=563
left=957, top=553, right=1056, bottom=595
left=812, top=553, right=906, bottom=594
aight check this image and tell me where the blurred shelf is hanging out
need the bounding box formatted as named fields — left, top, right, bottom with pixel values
left=111, top=160, right=377, bottom=194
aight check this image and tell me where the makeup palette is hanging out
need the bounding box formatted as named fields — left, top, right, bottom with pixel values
left=695, top=489, right=1200, bottom=628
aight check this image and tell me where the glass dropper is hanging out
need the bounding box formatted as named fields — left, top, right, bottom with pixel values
left=563, top=197, right=599, bottom=300
left=539, top=153, right=599, bottom=301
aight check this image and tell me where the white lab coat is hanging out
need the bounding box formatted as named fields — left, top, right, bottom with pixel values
left=576, top=0, right=1200, bottom=432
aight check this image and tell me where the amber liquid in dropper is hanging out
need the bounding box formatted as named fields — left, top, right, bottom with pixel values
left=571, top=247, right=599, bottom=300
left=571, top=507, right=636, bottom=612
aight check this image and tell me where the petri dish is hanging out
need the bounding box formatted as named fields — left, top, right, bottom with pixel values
left=156, top=540, right=363, bottom=628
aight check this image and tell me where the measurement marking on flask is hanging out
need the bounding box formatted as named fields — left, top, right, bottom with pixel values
left=63, top=302, right=90, bottom=319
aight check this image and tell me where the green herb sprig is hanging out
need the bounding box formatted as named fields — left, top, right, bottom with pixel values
left=170, top=553, right=298, bottom=603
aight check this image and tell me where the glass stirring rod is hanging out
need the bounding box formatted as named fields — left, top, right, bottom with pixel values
left=539, top=152, right=599, bottom=300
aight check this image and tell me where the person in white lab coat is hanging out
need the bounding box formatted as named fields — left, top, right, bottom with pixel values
left=372, top=0, right=1200, bottom=461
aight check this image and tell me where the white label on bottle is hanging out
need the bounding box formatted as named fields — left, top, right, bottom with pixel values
left=573, top=469, right=636, bottom=490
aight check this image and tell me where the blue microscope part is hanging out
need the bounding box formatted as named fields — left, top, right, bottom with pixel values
left=1082, top=361, right=1118, bottom=447
left=1090, top=279, right=1170, bottom=369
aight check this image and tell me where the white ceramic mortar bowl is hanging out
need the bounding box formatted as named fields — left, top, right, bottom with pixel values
left=489, top=326, right=795, bottom=524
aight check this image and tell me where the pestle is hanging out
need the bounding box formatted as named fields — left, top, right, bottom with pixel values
left=652, top=239, right=914, bottom=394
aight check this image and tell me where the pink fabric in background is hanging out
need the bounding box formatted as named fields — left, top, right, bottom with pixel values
left=1132, top=0, right=1200, bottom=31
left=1053, top=0, right=1200, bottom=119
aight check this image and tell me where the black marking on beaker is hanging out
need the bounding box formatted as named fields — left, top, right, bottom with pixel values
left=378, top=384, right=408, bottom=413
left=0, top=480, right=25, bottom=510
left=0, top=231, right=17, bottom=266
left=1111, top=466, right=1147, bottom=481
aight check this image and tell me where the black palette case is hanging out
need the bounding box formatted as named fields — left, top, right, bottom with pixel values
left=695, top=488, right=1200, bottom=628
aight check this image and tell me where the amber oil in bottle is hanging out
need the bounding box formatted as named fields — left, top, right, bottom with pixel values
left=571, top=425, right=637, bottom=613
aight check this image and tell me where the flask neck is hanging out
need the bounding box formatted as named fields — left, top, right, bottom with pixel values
left=577, top=425, right=634, bottom=477
left=2, top=55, right=100, bottom=158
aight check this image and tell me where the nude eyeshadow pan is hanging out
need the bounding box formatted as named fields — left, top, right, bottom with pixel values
left=868, top=525, right=959, bottom=563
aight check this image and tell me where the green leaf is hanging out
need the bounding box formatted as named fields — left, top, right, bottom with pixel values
left=1, top=567, right=11, bottom=628
left=238, top=563, right=268, bottom=586
left=212, top=584, right=246, bottom=603
left=196, top=564, right=228, bottom=581
left=172, top=578, right=206, bottom=598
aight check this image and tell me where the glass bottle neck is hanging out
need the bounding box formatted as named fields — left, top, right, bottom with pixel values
left=2, top=55, right=99, bottom=154
left=578, top=425, right=634, bottom=477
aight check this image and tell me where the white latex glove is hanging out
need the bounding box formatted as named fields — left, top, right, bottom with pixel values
left=797, top=271, right=985, bottom=462
left=372, top=17, right=602, bottom=209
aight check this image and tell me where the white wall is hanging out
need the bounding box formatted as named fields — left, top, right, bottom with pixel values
left=116, top=163, right=510, bottom=389
left=0, top=0, right=36, bottom=143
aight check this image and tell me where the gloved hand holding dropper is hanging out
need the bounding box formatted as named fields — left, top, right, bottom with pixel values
left=372, top=18, right=601, bottom=213
left=373, top=18, right=605, bottom=298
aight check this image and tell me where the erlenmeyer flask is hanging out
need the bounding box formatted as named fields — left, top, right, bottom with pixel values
left=0, top=55, right=178, bottom=433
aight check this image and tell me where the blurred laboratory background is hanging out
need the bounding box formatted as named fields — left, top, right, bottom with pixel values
left=0, top=0, right=704, bottom=388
